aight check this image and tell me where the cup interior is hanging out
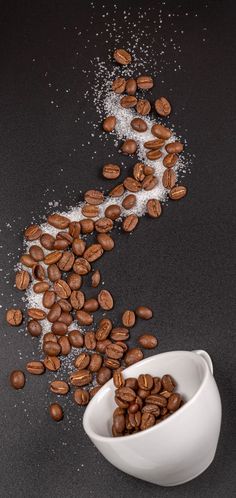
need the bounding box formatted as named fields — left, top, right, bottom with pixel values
left=84, top=351, right=207, bottom=438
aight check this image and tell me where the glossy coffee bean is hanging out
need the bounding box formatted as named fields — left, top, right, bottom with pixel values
left=47, top=303, right=61, bottom=322
left=136, top=99, right=151, bottom=115
left=58, top=336, right=71, bottom=355
left=26, top=361, right=45, bottom=375
left=97, top=290, right=113, bottom=310
left=162, top=375, right=176, bottom=392
left=6, top=308, right=23, bottom=326
left=113, top=48, right=132, bottom=65
left=76, top=310, right=93, bottom=326
left=122, top=214, right=139, bottom=232
left=29, top=245, right=44, bottom=261
left=44, top=356, right=61, bottom=371
left=125, top=78, right=137, bottom=95
left=102, top=115, right=116, bottom=132
left=10, top=370, right=25, bottom=389
left=95, top=218, right=113, bottom=233
left=124, top=177, right=142, bottom=192
left=135, top=306, right=153, bottom=319
left=102, top=163, right=120, bottom=179
left=169, top=185, right=187, bottom=200
left=155, top=97, right=171, bottom=116
left=167, top=393, right=182, bottom=411
left=165, top=141, right=184, bottom=153
left=163, top=153, right=178, bottom=168
left=73, top=257, right=91, bottom=275
left=96, top=367, right=112, bottom=385
left=69, top=369, right=92, bottom=387
left=83, top=244, right=103, bottom=262
left=162, top=169, right=176, bottom=189
left=131, top=118, right=147, bottom=132
left=95, top=318, right=113, bottom=341
left=124, top=348, right=143, bottom=366
left=91, top=269, right=101, bottom=288
left=122, top=310, right=135, bottom=328
left=15, top=270, right=30, bottom=290
left=74, top=352, right=90, bottom=370
left=151, top=123, right=172, bottom=139
left=104, top=204, right=121, bottom=220
left=109, top=183, right=125, bottom=198
left=146, top=199, right=162, bottom=218
left=120, top=95, right=137, bottom=108
left=122, top=194, right=136, bottom=210
left=88, top=353, right=103, bottom=373
left=33, top=281, right=49, bottom=294
left=112, top=77, right=126, bottom=94
left=84, top=190, right=104, bottom=205
left=24, top=224, right=42, bottom=240
left=27, top=320, right=42, bottom=337
left=121, top=139, right=137, bottom=155
left=49, top=403, right=63, bottom=421
left=138, top=334, right=158, bottom=349
left=68, top=330, right=84, bottom=348
left=47, top=264, right=61, bottom=282
left=74, top=388, right=90, bottom=406
left=50, top=380, right=69, bottom=395
left=97, top=233, right=114, bottom=251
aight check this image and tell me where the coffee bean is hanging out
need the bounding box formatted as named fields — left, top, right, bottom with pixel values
left=97, top=233, right=114, bottom=251
left=167, top=393, right=182, bottom=412
left=96, top=318, right=113, bottom=341
left=95, top=217, right=113, bottom=233
left=84, top=243, right=103, bottom=262
left=128, top=403, right=139, bottom=414
left=116, top=386, right=136, bottom=402
left=142, top=404, right=160, bottom=417
left=44, top=356, right=61, bottom=371
left=137, top=75, right=153, bottom=89
left=163, top=153, right=178, bottom=168
left=20, top=254, right=36, bottom=268
left=40, top=233, right=55, bottom=250
left=104, top=204, right=121, bottom=220
left=121, top=139, right=137, bottom=155
left=66, top=273, right=82, bottom=291
left=135, top=306, right=153, bottom=319
left=48, top=214, right=70, bottom=229
left=124, top=177, right=142, bottom=192
left=91, top=269, right=101, bottom=288
left=10, top=369, right=25, bottom=390
left=155, top=97, right=171, bottom=117
left=120, top=95, right=137, bottom=108
left=44, top=251, right=62, bottom=265
left=151, top=377, right=162, bottom=394
left=142, top=174, right=158, bottom=191
left=54, top=279, right=71, bottom=299
left=47, top=264, right=61, bottom=282
left=146, top=149, right=162, bottom=161
left=51, top=321, right=68, bottom=336
left=122, top=214, right=139, bottom=232
left=109, top=183, right=125, bottom=197
left=98, top=289, right=113, bottom=310
left=125, top=378, right=138, bottom=390
left=151, top=123, right=172, bottom=139
left=24, top=224, right=42, bottom=240
left=33, top=281, right=49, bottom=294
left=6, top=308, right=23, bottom=326
left=88, top=353, right=102, bottom=372
left=68, top=330, right=84, bottom=348
left=110, top=327, right=129, bottom=341
left=57, top=252, right=75, bottom=272
left=89, top=386, right=101, bottom=398
left=70, top=369, right=92, bottom=387
left=84, top=190, right=104, bottom=205
left=43, top=341, right=61, bottom=357
left=113, top=370, right=125, bottom=388
left=73, top=257, right=91, bottom=275
left=140, top=412, right=156, bottom=430
left=47, top=303, right=62, bottom=322
left=74, top=352, right=90, bottom=370
left=138, top=388, right=151, bottom=399
left=113, top=413, right=126, bottom=433
left=29, top=245, right=44, bottom=261
left=138, top=334, right=158, bottom=349
left=136, top=99, right=151, bottom=115
left=49, top=403, right=63, bottom=421
left=50, top=380, right=69, bottom=395
left=133, top=162, right=145, bottom=181
left=144, top=165, right=154, bottom=175
left=162, top=169, right=176, bottom=189
left=124, top=348, right=143, bottom=366
left=26, top=361, right=45, bottom=375
left=102, top=164, right=120, bottom=180
left=58, top=336, right=71, bottom=355
left=76, top=310, right=93, bottom=325
left=83, top=298, right=99, bottom=313
left=103, top=115, right=116, bottom=132
left=169, top=185, right=187, bottom=200
left=131, top=117, right=147, bottom=132
left=144, top=138, right=165, bottom=150
left=57, top=231, right=73, bottom=243
left=53, top=239, right=70, bottom=250
left=122, top=194, right=136, bottom=210
left=96, top=367, right=112, bottom=385
left=84, top=331, right=96, bottom=350
left=96, top=339, right=112, bottom=354
left=114, top=396, right=129, bottom=410
left=113, top=48, right=131, bottom=65
left=138, top=374, right=153, bottom=390
left=125, top=78, right=137, bottom=95
left=116, top=341, right=128, bottom=353
left=27, top=320, right=42, bottom=337
left=146, top=199, right=162, bottom=218
left=15, top=270, right=30, bottom=290
left=74, top=388, right=90, bottom=406
left=165, top=141, right=184, bottom=154
left=104, top=358, right=120, bottom=369
left=146, top=394, right=167, bottom=407
left=69, top=290, right=85, bottom=312
left=112, top=77, right=126, bottom=94
left=43, top=333, right=58, bottom=344
left=58, top=310, right=72, bottom=324
left=69, top=221, right=81, bottom=238
left=162, top=374, right=176, bottom=392
left=122, top=310, right=136, bottom=327
left=80, top=219, right=94, bottom=234
left=72, top=238, right=86, bottom=256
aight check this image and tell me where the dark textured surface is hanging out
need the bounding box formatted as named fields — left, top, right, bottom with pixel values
left=0, top=1, right=236, bottom=497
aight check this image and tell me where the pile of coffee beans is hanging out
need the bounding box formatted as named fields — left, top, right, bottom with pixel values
left=112, top=372, right=183, bottom=436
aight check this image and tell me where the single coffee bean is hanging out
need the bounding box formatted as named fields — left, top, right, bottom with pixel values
left=69, top=221, right=81, bottom=238
left=125, top=377, right=138, bottom=390
left=96, top=339, right=112, bottom=354
left=43, top=333, right=58, bottom=344
left=47, top=264, right=61, bottom=282
left=88, top=353, right=102, bottom=372
left=54, top=279, right=71, bottom=299
left=144, top=165, right=154, bottom=175
left=91, top=269, right=101, bottom=288
left=73, top=258, right=91, bottom=275
left=68, top=330, right=84, bottom=348
left=105, top=204, right=121, bottom=220
left=155, top=97, right=171, bottom=116
left=98, top=289, right=113, bottom=310
left=133, top=162, right=145, bottom=181
left=83, top=298, right=99, bottom=313
left=138, top=374, right=153, bottom=390
left=15, top=270, right=30, bottom=290
left=140, top=412, right=155, bottom=430
left=146, top=394, right=167, bottom=407
left=162, top=374, right=176, bottom=392
left=76, top=310, right=93, bottom=325
left=58, top=310, right=73, bottom=325
left=58, top=336, right=71, bottom=355
left=83, top=243, right=103, bottom=262
left=96, top=367, right=112, bottom=385
left=167, top=393, right=182, bottom=412
left=97, top=233, right=114, bottom=251
left=80, top=210, right=97, bottom=226
left=146, top=199, right=162, bottom=218
left=122, top=214, right=139, bottom=232
left=50, top=380, right=69, bottom=395
left=102, top=115, right=116, bottom=132
left=49, top=403, right=63, bottom=421
left=146, top=149, right=162, bottom=161
left=96, top=318, right=113, bottom=341
left=104, top=358, right=120, bottom=369
left=125, top=78, right=137, bottom=95
left=33, top=281, right=49, bottom=294
left=75, top=352, right=90, bottom=370
left=47, top=303, right=62, bottom=322
left=151, top=377, right=162, bottom=394
left=80, top=219, right=94, bottom=234
left=113, top=48, right=132, bottom=65
left=122, top=310, right=136, bottom=328
left=142, top=404, right=160, bottom=417
left=109, top=183, right=125, bottom=197
left=128, top=403, right=139, bottom=414
left=131, top=117, right=147, bottom=132
left=44, top=356, right=61, bottom=371
left=44, top=251, right=62, bottom=265
left=112, top=77, right=126, bottom=94
left=137, top=75, right=153, bottom=90
left=120, top=95, right=137, bottom=108
left=57, top=252, right=75, bottom=272
left=66, top=273, right=82, bottom=290
left=89, top=386, right=101, bottom=399
left=95, top=217, right=113, bottom=233
left=114, top=396, right=129, bottom=409
left=26, top=361, right=45, bottom=375
left=138, top=388, right=151, bottom=399
left=47, top=213, right=70, bottom=229
left=24, top=224, right=42, bottom=240
left=169, top=185, right=187, bottom=200
left=124, top=348, right=143, bottom=366
left=162, top=169, right=176, bottom=189
left=110, top=327, right=129, bottom=341
left=135, top=306, right=153, bottom=319
left=84, top=331, right=96, bottom=350
left=6, top=308, right=23, bottom=326
left=151, top=123, right=172, bottom=139
left=138, top=334, right=158, bottom=349
left=116, top=341, right=128, bottom=353
left=29, top=245, right=44, bottom=262
left=74, top=388, right=90, bottom=406
left=20, top=254, right=36, bottom=268
left=113, top=370, right=125, bottom=388
left=122, top=194, right=136, bottom=210
left=165, top=141, right=184, bottom=153
left=51, top=321, right=68, bottom=336
left=40, top=233, right=55, bottom=250
left=144, top=138, right=165, bottom=150
left=124, top=177, right=142, bottom=192
left=102, top=163, right=120, bottom=179
left=57, top=231, right=73, bottom=243
left=53, top=238, right=70, bottom=250
left=84, top=190, right=104, bottom=205
left=113, top=413, right=126, bottom=433
left=27, top=320, right=42, bottom=337
left=136, top=99, right=151, bottom=115
left=69, top=369, right=92, bottom=387
left=116, top=386, right=136, bottom=402
left=43, top=341, right=61, bottom=357
left=72, top=238, right=86, bottom=256
left=121, top=139, right=137, bottom=155
left=163, top=153, right=178, bottom=168
left=10, top=370, right=25, bottom=389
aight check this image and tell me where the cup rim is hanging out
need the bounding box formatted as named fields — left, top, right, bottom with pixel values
left=83, top=350, right=210, bottom=443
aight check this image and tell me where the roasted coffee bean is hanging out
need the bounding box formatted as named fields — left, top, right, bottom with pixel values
left=69, top=221, right=81, bottom=238
left=74, top=352, right=90, bottom=370
left=44, top=356, right=61, bottom=371
left=129, top=411, right=142, bottom=428
left=136, top=99, right=151, bottom=115
left=27, top=308, right=46, bottom=320
left=40, top=233, right=55, bottom=250
left=109, top=184, right=126, bottom=200
left=76, top=310, right=93, bottom=325
left=151, top=123, right=172, bottom=139
left=137, top=75, right=153, bottom=89
left=121, top=139, right=137, bottom=155
left=49, top=403, right=63, bottom=421
left=43, top=341, right=61, bottom=357
left=124, top=348, right=143, bottom=366
left=50, top=380, right=69, bottom=395
left=114, top=396, right=129, bottom=409
left=83, top=298, right=99, bottom=313
left=116, top=341, right=128, bottom=353
left=84, top=190, right=104, bottom=205
left=33, top=281, right=49, bottom=294
left=57, top=231, right=73, bottom=243
left=81, top=204, right=99, bottom=219
left=48, top=214, right=70, bottom=229
left=84, top=244, right=103, bottom=262
left=116, top=386, right=136, bottom=402
left=89, top=353, right=102, bottom=372
left=58, top=310, right=73, bottom=324
left=89, top=386, right=101, bottom=399
left=47, top=264, right=61, bottom=282
left=51, top=321, right=68, bottom=336
left=57, top=252, right=75, bottom=272
left=162, top=169, right=176, bottom=189
left=91, top=269, right=101, bottom=288
left=125, top=378, right=138, bottom=390
left=138, top=388, right=151, bottom=399
left=142, top=404, right=160, bottom=417
left=73, top=257, right=91, bottom=275
left=110, top=327, right=129, bottom=341
left=133, top=162, right=145, bottom=181
left=24, top=224, right=42, bottom=241
left=112, top=77, right=126, bottom=94
left=104, top=204, right=121, bottom=220
left=140, top=412, right=155, bottom=430
left=29, top=245, right=44, bottom=262
left=138, top=374, right=153, bottom=390
left=74, top=388, right=90, bottom=406
left=165, top=141, right=184, bottom=154
left=43, top=333, right=58, bottom=344
left=169, top=185, right=187, bottom=200
left=6, top=308, right=23, bottom=326
left=125, top=78, right=137, bottom=95
left=144, top=138, right=165, bottom=150
left=167, top=393, right=182, bottom=412
left=66, top=273, right=82, bottom=290
left=135, top=306, right=153, bottom=320
left=96, top=318, right=113, bottom=341
left=26, top=361, right=45, bottom=375
left=10, top=370, right=25, bottom=390
left=120, top=95, right=137, bottom=108
left=96, top=339, right=112, bottom=354
left=138, top=334, right=158, bottom=349
left=162, top=374, right=176, bottom=392
left=70, top=369, right=92, bottom=387
left=103, top=115, right=116, bottom=132
left=128, top=403, right=139, bottom=414
left=122, top=194, right=136, bottom=209
left=122, top=214, right=139, bottom=232
left=146, top=149, right=162, bottom=161
left=54, top=279, right=71, bottom=299
left=106, top=343, right=124, bottom=359
left=104, top=358, right=120, bottom=369
left=98, top=289, right=113, bottom=310
left=124, top=177, right=142, bottom=192
left=84, top=331, right=96, bottom=350
left=131, top=118, right=147, bottom=132
left=44, top=251, right=62, bottom=265
left=27, top=320, right=42, bottom=337
left=113, top=413, right=126, bottom=433
left=15, top=270, right=30, bottom=290
left=146, top=394, right=167, bottom=407
left=163, top=153, right=178, bottom=168
left=113, top=48, right=132, bottom=65
left=155, top=97, right=171, bottom=116
left=144, top=165, right=154, bottom=175
left=47, top=303, right=62, bottom=322
left=96, top=367, right=112, bottom=385
left=20, top=254, right=36, bottom=268
left=53, top=239, right=70, bottom=250
left=122, top=310, right=136, bottom=328
left=151, top=377, right=162, bottom=394
left=102, top=163, right=120, bottom=179
left=97, top=233, right=114, bottom=251
left=80, top=219, right=94, bottom=234
left=58, top=336, right=71, bottom=355
left=68, top=330, right=84, bottom=348
left=113, top=371, right=125, bottom=388
left=146, top=199, right=162, bottom=218
left=95, top=217, right=113, bottom=233
left=72, top=238, right=86, bottom=256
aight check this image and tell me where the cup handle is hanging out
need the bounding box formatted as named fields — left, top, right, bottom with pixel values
left=192, top=350, right=213, bottom=375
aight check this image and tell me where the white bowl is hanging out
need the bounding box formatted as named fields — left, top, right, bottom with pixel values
left=83, top=350, right=222, bottom=486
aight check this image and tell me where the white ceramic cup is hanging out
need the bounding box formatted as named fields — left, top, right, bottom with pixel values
left=83, top=350, right=222, bottom=486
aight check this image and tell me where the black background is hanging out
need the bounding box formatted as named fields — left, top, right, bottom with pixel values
left=0, top=1, right=236, bottom=497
